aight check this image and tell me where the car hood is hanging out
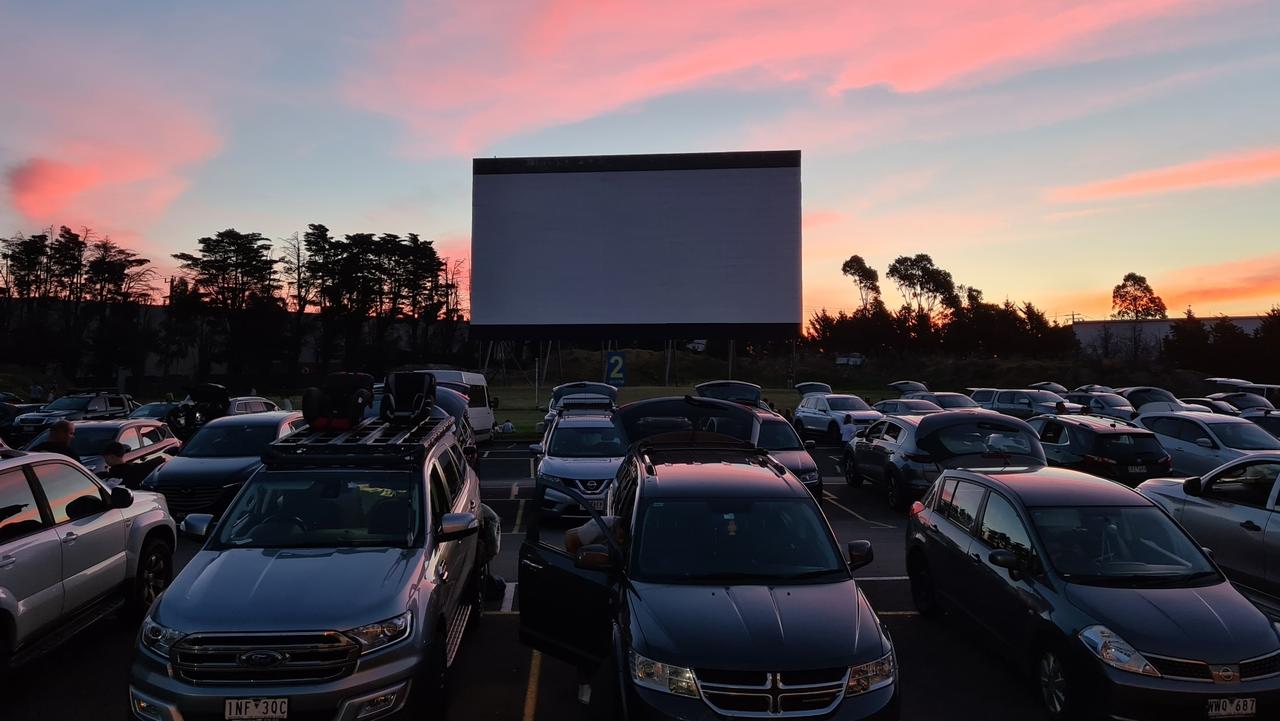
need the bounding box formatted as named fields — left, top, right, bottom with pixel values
left=151, top=455, right=261, bottom=487
left=1065, top=581, right=1280, bottom=663
left=627, top=580, right=886, bottom=670
left=768, top=449, right=818, bottom=477
left=156, top=547, right=424, bottom=633
left=17, top=410, right=75, bottom=422
left=538, top=456, right=624, bottom=480
left=839, top=411, right=883, bottom=423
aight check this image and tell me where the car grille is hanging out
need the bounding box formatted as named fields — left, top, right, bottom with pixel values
left=695, top=667, right=847, bottom=718
left=568, top=478, right=611, bottom=494
left=159, top=486, right=226, bottom=517
left=1241, top=651, right=1280, bottom=680
left=172, top=632, right=360, bottom=685
left=1146, top=655, right=1212, bottom=680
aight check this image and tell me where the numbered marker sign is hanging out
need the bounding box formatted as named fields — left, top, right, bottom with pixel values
left=605, top=351, right=626, bottom=387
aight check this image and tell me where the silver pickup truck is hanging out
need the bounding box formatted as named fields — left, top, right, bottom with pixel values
left=0, top=448, right=176, bottom=670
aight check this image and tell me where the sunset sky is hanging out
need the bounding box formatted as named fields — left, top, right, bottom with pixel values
left=2, top=0, right=1278, bottom=321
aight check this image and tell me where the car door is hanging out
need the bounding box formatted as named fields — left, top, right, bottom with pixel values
left=794, top=398, right=811, bottom=430
left=518, top=478, right=612, bottom=669
left=1179, top=460, right=1280, bottom=592
left=116, top=427, right=145, bottom=462
left=1177, top=418, right=1228, bottom=475
left=927, top=478, right=987, bottom=614
left=28, top=461, right=127, bottom=611
left=813, top=397, right=832, bottom=429
left=994, top=391, right=1016, bottom=417
left=427, top=461, right=465, bottom=624
left=874, top=421, right=905, bottom=483
left=967, top=491, right=1045, bottom=653
left=438, top=446, right=478, bottom=590
left=856, top=422, right=887, bottom=480
left=1145, top=417, right=1194, bottom=474
left=0, top=466, right=64, bottom=643
left=1034, top=420, right=1071, bottom=466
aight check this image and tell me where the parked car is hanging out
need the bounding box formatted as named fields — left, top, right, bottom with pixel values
left=1117, top=386, right=1208, bottom=414
left=540, top=381, right=618, bottom=428
left=794, top=393, right=882, bottom=441
left=131, top=401, right=483, bottom=721
left=694, top=380, right=772, bottom=410
left=873, top=398, right=943, bottom=416
left=1028, top=381, right=1069, bottom=394
left=139, top=411, right=305, bottom=518
left=0, top=401, right=43, bottom=444
left=755, top=409, right=822, bottom=499
left=903, top=391, right=986, bottom=411
left=1139, top=453, right=1280, bottom=615
left=23, top=419, right=181, bottom=477
left=1137, top=412, right=1280, bottom=475
left=1025, top=414, right=1171, bottom=485
left=1209, top=391, right=1276, bottom=413
left=906, top=466, right=1280, bottom=720
left=1244, top=409, right=1280, bottom=438
left=532, top=410, right=626, bottom=520
left=1063, top=391, right=1137, bottom=420
left=11, top=390, right=136, bottom=442
left=1180, top=397, right=1241, bottom=415
left=1, top=447, right=175, bottom=670
left=969, top=388, right=1082, bottom=419
left=518, top=399, right=898, bottom=720
left=846, top=411, right=1044, bottom=511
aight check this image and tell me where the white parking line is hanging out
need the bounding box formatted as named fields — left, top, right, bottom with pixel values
left=512, top=500, right=526, bottom=533
left=501, top=582, right=518, bottom=613
left=823, top=495, right=896, bottom=530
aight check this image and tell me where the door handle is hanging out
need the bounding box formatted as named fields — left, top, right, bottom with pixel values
left=0, top=555, right=15, bottom=569
left=520, top=559, right=545, bottom=572
left=1241, top=520, right=1263, bottom=532
left=968, top=552, right=982, bottom=563
left=61, top=532, right=79, bottom=544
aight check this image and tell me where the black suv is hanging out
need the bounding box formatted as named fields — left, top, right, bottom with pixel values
left=1025, top=414, right=1172, bottom=486
left=11, top=390, right=135, bottom=441
left=518, top=397, right=898, bottom=720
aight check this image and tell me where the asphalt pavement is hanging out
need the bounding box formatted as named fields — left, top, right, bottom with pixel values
left=1, top=441, right=1049, bottom=721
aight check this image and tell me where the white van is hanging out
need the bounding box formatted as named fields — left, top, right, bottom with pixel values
left=423, top=370, right=497, bottom=442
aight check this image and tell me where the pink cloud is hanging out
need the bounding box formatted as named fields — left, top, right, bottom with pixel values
left=1047, top=147, right=1280, bottom=202
left=346, top=0, right=1214, bottom=154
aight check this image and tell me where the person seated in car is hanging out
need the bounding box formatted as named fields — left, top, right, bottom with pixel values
left=565, top=515, right=627, bottom=555
left=32, top=419, right=79, bottom=461
left=101, top=441, right=168, bottom=489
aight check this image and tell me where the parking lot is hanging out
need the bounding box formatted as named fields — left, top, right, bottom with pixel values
left=4, top=441, right=1051, bottom=721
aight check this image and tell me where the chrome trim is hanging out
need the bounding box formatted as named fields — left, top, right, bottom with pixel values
left=695, top=669, right=849, bottom=718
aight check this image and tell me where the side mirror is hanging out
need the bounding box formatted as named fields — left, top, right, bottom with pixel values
left=438, top=512, right=480, bottom=542
left=529, top=443, right=544, bottom=456
left=988, top=549, right=1025, bottom=580
left=1195, top=437, right=1214, bottom=449
left=804, top=440, right=816, bottom=451
left=1183, top=476, right=1203, bottom=496
left=847, top=540, right=874, bottom=571
left=110, top=486, right=134, bottom=509
left=574, top=544, right=615, bottom=572
left=180, top=513, right=215, bottom=540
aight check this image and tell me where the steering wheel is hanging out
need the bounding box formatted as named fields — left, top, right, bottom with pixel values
left=261, top=514, right=308, bottom=532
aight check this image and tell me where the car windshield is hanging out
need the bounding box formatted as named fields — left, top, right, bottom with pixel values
left=44, top=397, right=90, bottom=411
left=934, top=394, right=978, bottom=409
left=1094, top=394, right=1129, bottom=407
left=28, top=426, right=118, bottom=456
left=631, top=498, right=847, bottom=583
left=1210, top=422, right=1280, bottom=451
left=827, top=396, right=871, bottom=411
left=1031, top=506, right=1218, bottom=587
left=181, top=423, right=278, bottom=458
left=902, top=399, right=941, bottom=411
left=213, top=471, right=421, bottom=549
left=1250, top=416, right=1280, bottom=437
left=1226, top=393, right=1274, bottom=410
left=1025, top=390, right=1066, bottom=403
left=758, top=421, right=804, bottom=451
left=698, top=384, right=762, bottom=403
left=131, top=402, right=171, bottom=418
left=917, top=420, right=1043, bottom=462
left=547, top=426, right=626, bottom=458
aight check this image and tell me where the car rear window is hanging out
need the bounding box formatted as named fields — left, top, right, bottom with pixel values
left=1094, top=433, right=1165, bottom=458
left=917, top=420, right=1044, bottom=463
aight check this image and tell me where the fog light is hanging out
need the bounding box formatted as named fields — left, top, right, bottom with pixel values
left=130, top=690, right=165, bottom=721
left=357, top=692, right=399, bottom=718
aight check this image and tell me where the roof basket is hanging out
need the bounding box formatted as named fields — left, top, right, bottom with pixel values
left=264, top=414, right=452, bottom=469
left=301, top=372, right=375, bottom=431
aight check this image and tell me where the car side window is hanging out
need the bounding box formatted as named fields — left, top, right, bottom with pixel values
left=935, top=478, right=959, bottom=514
left=972, top=390, right=992, bottom=403
left=139, top=426, right=165, bottom=447
left=88, top=397, right=107, bottom=412
left=996, top=391, right=1015, bottom=404
left=946, top=481, right=986, bottom=533
left=428, top=465, right=452, bottom=530
left=118, top=427, right=143, bottom=451
left=978, top=493, right=1035, bottom=566
left=1206, top=462, right=1280, bottom=508
left=32, top=462, right=110, bottom=523
left=437, top=447, right=464, bottom=498
left=865, top=421, right=886, bottom=440
left=881, top=423, right=902, bottom=442
left=1145, top=417, right=1178, bottom=438
left=0, top=468, right=45, bottom=543
left=1176, top=420, right=1211, bottom=446
left=107, top=396, right=125, bottom=410
left=1040, top=422, right=1067, bottom=445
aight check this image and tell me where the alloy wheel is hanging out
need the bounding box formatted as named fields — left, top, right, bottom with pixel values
left=1038, top=650, right=1067, bottom=717
left=140, top=549, right=171, bottom=606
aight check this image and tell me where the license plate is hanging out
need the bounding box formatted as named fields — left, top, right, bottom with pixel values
left=1127, top=465, right=1146, bottom=474
left=590, top=499, right=606, bottom=511
left=225, top=699, right=288, bottom=720
left=1208, top=698, right=1256, bottom=719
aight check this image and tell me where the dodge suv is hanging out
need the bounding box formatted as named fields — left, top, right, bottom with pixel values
left=518, top=397, right=898, bottom=720
left=129, top=386, right=483, bottom=721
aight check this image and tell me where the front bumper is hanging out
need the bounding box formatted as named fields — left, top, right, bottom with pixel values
left=542, top=486, right=609, bottom=518
left=627, top=682, right=898, bottom=720
left=129, top=640, right=423, bottom=721
left=1096, top=661, right=1280, bottom=721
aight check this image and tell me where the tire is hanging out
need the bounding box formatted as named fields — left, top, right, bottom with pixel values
left=907, top=554, right=939, bottom=617
left=126, top=537, right=173, bottom=618
left=885, top=470, right=909, bottom=512
left=826, top=422, right=841, bottom=444
left=843, top=452, right=863, bottom=487
left=1035, top=645, right=1084, bottom=721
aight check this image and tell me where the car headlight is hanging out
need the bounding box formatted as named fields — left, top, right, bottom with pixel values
left=847, top=650, right=896, bottom=695
left=537, top=472, right=563, bottom=485
left=629, top=650, right=699, bottom=698
left=140, top=617, right=186, bottom=658
left=1078, top=625, right=1159, bottom=676
left=800, top=470, right=821, bottom=484
left=345, top=611, right=412, bottom=653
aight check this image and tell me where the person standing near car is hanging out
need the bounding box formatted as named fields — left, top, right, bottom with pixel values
left=32, top=419, right=79, bottom=461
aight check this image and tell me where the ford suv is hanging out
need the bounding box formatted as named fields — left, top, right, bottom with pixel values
left=0, top=448, right=176, bottom=671
left=518, top=397, right=899, bottom=720
left=129, top=375, right=483, bottom=721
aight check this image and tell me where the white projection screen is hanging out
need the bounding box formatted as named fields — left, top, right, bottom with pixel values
left=470, top=151, right=802, bottom=339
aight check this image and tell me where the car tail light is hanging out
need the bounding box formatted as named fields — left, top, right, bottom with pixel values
left=909, top=501, right=926, bottom=518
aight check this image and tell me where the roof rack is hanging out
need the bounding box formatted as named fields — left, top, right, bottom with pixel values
left=637, top=439, right=777, bottom=476
left=263, top=415, right=453, bottom=469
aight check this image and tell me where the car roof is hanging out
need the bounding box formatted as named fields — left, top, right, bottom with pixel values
left=911, top=409, right=1033, bottom=433
left=642, top=457, right=807, bottom=500
left=555, top=413, right=616, bottom=428
left=203, top=410, right=300, bottom=427
left=1141, top=411, right=1250, bottom=424
left=955, top=466, right=1152, bottom=507
left=71, top=419, right=160, bottom=429
left=1029, top=414, right=1146, bottom=433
